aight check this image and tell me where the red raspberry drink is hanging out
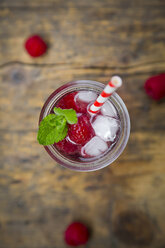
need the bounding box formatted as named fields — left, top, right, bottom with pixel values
left=39, top=80, right=130, bottom=171
left=55, top=91, right=120, bottom=159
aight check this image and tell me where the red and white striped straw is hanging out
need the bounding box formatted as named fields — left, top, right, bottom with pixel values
left=89, top=76, right=122, bottom=114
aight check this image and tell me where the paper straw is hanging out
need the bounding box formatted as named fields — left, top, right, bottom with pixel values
left=89, top=76, right=122, bottom=114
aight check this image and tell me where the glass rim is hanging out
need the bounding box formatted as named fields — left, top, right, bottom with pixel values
left=39, top=80, right=130, bottom=172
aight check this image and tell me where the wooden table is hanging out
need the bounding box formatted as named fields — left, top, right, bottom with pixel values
left=0, top=0, right=165, bottom=247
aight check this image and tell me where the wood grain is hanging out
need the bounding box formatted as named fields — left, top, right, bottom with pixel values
left=0, top=0, right=165, bottom=247
left=0, top=0, right=165, bottom=67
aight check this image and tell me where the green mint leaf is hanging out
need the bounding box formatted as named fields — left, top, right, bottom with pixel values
left=37, top=114, right=56, bottom=145
left=54, top=124, right=68, bottom=143
left=37, top=114, right=68, bottom=145
left=53, top=107, right=78, bottom=124
left=46, top=122, right=68, bottom=144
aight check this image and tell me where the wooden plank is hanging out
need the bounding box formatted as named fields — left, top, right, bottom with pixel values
left=0, top=2, right=165, bottom=66
left=0, top=0, right=165, bottom=7
left=0, top=64, right=165, bottom=248
left=0, top=62, right=165, bottom=132
left=0, top=0, right=165, bottom=247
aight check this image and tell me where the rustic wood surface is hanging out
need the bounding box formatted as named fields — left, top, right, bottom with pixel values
left=0, top=0, right=165, bottom=247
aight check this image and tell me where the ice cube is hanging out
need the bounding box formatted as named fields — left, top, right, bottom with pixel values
left=101, top=101, right=117, bottom=117
left=75, top=91, right=97, bottom=103
left=81, top=136, right=108, bottom=157
left=92, top=115, right=120, bottom=142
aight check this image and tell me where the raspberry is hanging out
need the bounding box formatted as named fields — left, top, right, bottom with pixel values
left=68, top=115, right=94, bottom=145
left=64, top=222, right=89, bottom=246
left=54, top=138, right=79, bottom=155
left=25, top=35, right=47, bottom=57
left=56, top=92, right=90, bottom=114
left=144, top=74, right=165, bottom=100
left=56, top=92, right=77, bottom=110
left=74, top=98, right=89, bottom=114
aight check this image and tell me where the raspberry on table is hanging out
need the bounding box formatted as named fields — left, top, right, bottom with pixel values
left=68, top=115, right=95, bottom=145
left=64, top=222, right=89, bottom=246
left=144, top=74, right=165, bottom=100
left=25, top=35, right=47, bottom=57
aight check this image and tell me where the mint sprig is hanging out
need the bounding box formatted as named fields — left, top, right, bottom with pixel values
left=37, top=108, right=77, bottom=146
left=54, top=107, right=77, bottom=124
